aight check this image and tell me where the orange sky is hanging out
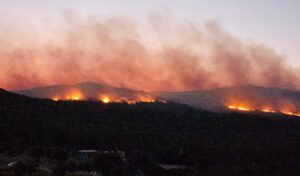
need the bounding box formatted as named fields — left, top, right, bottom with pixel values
left=1, top=15, right=300, bottom=92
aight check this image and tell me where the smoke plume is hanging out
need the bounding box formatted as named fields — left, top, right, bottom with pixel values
left=1, top=14, right=299, bottom=92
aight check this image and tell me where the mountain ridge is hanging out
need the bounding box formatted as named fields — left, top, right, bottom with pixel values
left=13, top=82, right=300, bottom=113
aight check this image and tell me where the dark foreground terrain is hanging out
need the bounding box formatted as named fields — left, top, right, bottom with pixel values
left=0, top=89, right=300, bottom=175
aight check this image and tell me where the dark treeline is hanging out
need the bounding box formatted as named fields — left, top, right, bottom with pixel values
left=1, top=89, right=300, bottom=175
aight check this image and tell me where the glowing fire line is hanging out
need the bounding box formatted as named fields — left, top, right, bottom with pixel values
left=51, top=92, right=164, bottom=104
left=99, top=94, right=158, bottom=104
left=228, top=105, right=253, bottom=112
left=227, top=105, right=300, bottom=117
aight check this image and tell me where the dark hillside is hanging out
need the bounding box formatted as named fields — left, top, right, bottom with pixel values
left=1, top=89, right=300, bottom=175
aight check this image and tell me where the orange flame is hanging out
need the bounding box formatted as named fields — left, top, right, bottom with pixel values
left=100, top=95, right=112, bottom=104
left=227, top=103, right=300, bottom=117
left=261, top=106, right=276, bottom=113
left=281, top=111, right=300, bottom=117
left=99, top=94, right=159, bottom=104
left=261, top=109, right=276, bottom=113
left=52, top=96, right=60, bottom=101
left=228, top=105, right=254, bottom=112
left=51, top=90, right=83, bottom=101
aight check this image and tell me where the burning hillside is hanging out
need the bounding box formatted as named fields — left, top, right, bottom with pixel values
left=223, top=87, right=300, bottom=116
left=14, top=83, right=300, bottom=117
left=16, top=82, right=163, bottom=104
left=1, top=9, right=300, bottom=117
left=3, top=16, right=300, bottom=113
left=51, top=92, right=157, bottom=104
left=157, top=85, right=300, bottom=116
left=98, top=94, right=156, bottom=104
left=227, top=105, right=300, bottom=117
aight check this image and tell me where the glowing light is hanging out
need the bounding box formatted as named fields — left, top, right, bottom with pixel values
left=51, top=95, right=82, bottom=101
left=227, top=105, right=253, bottom=112
left=281, top=111, right=300, bottom=117
left=98, top=94, right=160, bottom=104
left=102, top=97, right=110, bottom=103
left=72, top=96, right=80, bottom=100
left=128, top=96, right=156, bottom=104
left=237, top=107, right=251, bottom=111
left=228, top=106, right=236, bottom=109
left=50, top=90, right=83, bottom=101
left=225, top=97, right=300, bottom=117
left=66, top=95, right=82, bottom=101
left=52, top=91, right=164, bottom=104
left=227, top=103, right=300, bottom=117
left=262, top=108, right=276, bottom=113
left=283, top=111, right=293, bottom=115
left=52, top=97, right=59, bottom=101
left=100, top=95, right=111, bottom=104
left=66, top=90, right=83, bottom=101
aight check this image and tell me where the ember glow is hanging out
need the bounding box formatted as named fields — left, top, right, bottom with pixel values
left=99, top=94, right=157, bottom=104
left=280, top=111, right=300, bottom=117
left=49, top=88, right=161, bottom=104
left=227, top=104, right=300, bottom=117
left=220, top=87, right=300, bottom=117
left=127, top=95, right=156, bottom=104
left=52, top=97, right=60, bottom=101
left=51, top=95, right=82, bottom=101
left=100, top=95, right=111, bottom=104
left=228, top=105, right=253, bottom=112
left=51, top=90, right=83, bottom=101
left=261, top=108, right=276, bottom=113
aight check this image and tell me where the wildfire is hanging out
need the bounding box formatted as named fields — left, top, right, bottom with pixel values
left=51, top=90, right=83, bottom=101
left=228, top=105, right=253, bottom=112
left=127, top=96, right=156, bottom=104
left=52, top=96, right=60, bottom=101
left=281, top=111, right=300, bottom=117
left=52, top=95, right=82, bottom=101
left=261, top=109, right=276, bottom=113
left=261, top=106, right=276, bottom=113
left=227, top=104, right=300, bottom=117
left=67, top=96, right=81, bottom=101
left=99, top=94, right=158, bottom=104
left=50, top=91, right=163, bottom=104
left=100, top=95, right=111, bottom=104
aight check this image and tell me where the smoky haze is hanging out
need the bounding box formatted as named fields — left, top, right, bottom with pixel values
left=1, top=14, right=299, bottom=92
